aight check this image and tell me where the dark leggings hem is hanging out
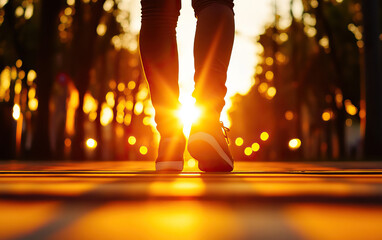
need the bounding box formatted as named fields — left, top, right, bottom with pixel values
left=192, top=0, right=234, bottom=16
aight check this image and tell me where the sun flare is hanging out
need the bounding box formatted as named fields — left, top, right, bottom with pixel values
left=177, top=97, right=201, bottom=136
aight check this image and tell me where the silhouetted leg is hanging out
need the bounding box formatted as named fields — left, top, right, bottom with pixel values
left=139, top=0, right=182, bottom=137
left=192, top=0, right=235, bottom=114
left=188, top=1, right=235, bottom=172
left=140, top=0, right=185, bottom=171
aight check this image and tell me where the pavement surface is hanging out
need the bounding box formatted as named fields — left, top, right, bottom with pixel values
left=1, top=161, right=382, bottom=240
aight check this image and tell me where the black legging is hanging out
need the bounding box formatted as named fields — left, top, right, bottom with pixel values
left=139, top=0, right=235, bottom=136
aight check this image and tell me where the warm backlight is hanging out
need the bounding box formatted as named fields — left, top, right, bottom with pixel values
left=177, top=98, right=201, bottom=136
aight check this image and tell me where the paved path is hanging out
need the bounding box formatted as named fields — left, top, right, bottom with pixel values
left=1, top=161, right=382, bottom=240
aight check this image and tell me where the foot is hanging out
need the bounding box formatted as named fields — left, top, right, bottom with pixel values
left=187, top=113, right=234, bottom=172
left=156, top=134, right=186, bottom=172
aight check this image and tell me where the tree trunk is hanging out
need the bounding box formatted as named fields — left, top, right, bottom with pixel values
left=70, top=0, right=105, bottom=160
left=31, top=0, right=62, bottom=159
left=315, top=0, right=346, bottom=158
left=362, top=0, right=382, bottom=158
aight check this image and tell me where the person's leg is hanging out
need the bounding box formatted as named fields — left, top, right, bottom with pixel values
left=139, top=0, right=185, bottom=171
left=192, top=0, right=235, bottom=113
left=188, top=0, right=235, bottom=172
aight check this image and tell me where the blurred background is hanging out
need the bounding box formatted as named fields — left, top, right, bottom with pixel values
left=0, top=0, right=381, bottom=162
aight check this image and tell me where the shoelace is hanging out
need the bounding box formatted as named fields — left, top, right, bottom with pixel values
left=220, top=121, right=230, bottom=144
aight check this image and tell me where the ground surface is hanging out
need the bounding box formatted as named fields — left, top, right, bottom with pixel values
left=1, top=161, right=382, bottom=240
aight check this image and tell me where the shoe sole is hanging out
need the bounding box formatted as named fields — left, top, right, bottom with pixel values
left=156, top=161, right=183, bottom=172
left=188, top=132, right=234, bottom=172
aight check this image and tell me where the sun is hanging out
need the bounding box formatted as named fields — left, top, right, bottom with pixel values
left=177, top=96, right=201, bottom=136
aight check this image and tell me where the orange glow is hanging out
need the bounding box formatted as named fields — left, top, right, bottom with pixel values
left=11, top=67, right=17, bottom=79
left=64, top=138, right=71, bottom=147
left=345, top=118, right=352, bottom=127
left=125, top=100, right=134, bottom=111
left=265, top=71, right=274, bottom=81
left=235, top=137, right=244, bottom=146
left=27, top=70, right=36, bottom=84
left=139, top=146, right=148, bottom=155
left=255, top=65, right=263, bottom=74
left=116, top=111, right=124, bottom=124
left=144, top=104, right=155, bottom=116
left=128, top=136, right=136, bottom=145
left=117, top=100, right=125, bottom=112
left=285, top=111, right=294, bottom=120
left=344, top=99, right=358, bottom=116
left=96, top=23, right=107, bottom=36
left=103, top=0, right=114, bottom=11
left=357, top=40, right=364, bottom=48
left=28, top=98, right=38, bottom=111
left=319, top=36, right=329, bottom=49
left=335, top=90, right=343, bottom=107
left=265, top=57, right=273, bottom=65
left=142, top=116, right=152, bottom=125
left=117, top=83, right=125, bottom=92
left=279, top=33, right=288, bottom=42
left=289, top=138, right=301, bottom=150
left=15, top=112, right=23, bottom=154
left=124, top=114, right=132, bottom=126
left=14, top=80, right=22, bottom=94
left=100, top=103, right=113, bottom=126
left=244, top=147, right=252, bottom=156
left=66, top=88, right=79, bottom=135
left=0, top=201, right=60, bottom=240
left=109, top=80, right=116, bottom=90
left=285, top=204, right=382, bottom=240
left=127, top=81, right=136, bottom=90
left=64, top=7, right=72, bottom=16
left=86, top=138, right=97, bottom=149
left=105, top=92, right=115, bottom=108
left=28, top=88, right=36, bottom=99
left=16, top=59, right=22, bottom=68
left=258, top=82, right=268, bottom=93
left=260, top=132, right=269, bottom=141
left=0, top=67, right=11, bottom=100
left=18, top=71, right=25, bottom=80
left=89, top=112, right=97, bottom=122
left=251, top=142, right=260, bottom=152
left=83, top=92, right=98, bottom=114
left=115, top=125, right=124, bottom=137
left=266, top=87, right=276, bottom=98
left=12, top=104, right=20, bottom=120
left=137, top=87, right=149, bottom=100
left=359, top=109, right=366, bottom=119
left=276, top=52, right=287, bottom=63
left=150, top=178, right=205, bottom=197
left=322, top=111, right=332, bottom=121
left=134, top=102, right=144, bottom=115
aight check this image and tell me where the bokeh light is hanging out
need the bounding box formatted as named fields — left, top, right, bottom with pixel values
left=251, top=143, right=260, bottom=152
left=128, top=136, right=137, bottom=145
left=288, top=138, right=301, bottom=150
left=86, top=138, right=97, bottom=149
left=244, top=147, right=252, bottom=156
left=260, top=132, right=269, bottom=141
left=139, top=146, right=148, bottom=155
left=12, top=104, right=20, bottom=120
left=235, top=137, right=244, bottom=146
